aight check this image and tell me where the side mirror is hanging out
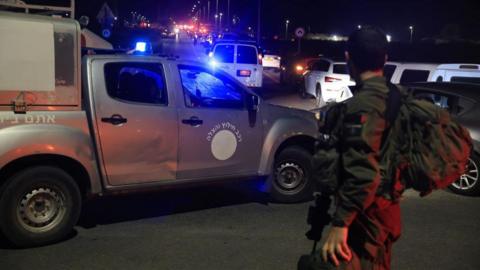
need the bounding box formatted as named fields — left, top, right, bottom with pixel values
left=79, top=16, right=90, bottom=28
left=247, top=95, right=260, bottom=111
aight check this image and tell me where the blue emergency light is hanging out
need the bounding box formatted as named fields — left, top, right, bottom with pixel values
left=135, top=42, right=147, bottom=52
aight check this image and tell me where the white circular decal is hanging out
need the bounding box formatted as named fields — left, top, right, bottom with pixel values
left=211, top=130, right=238, bottom=161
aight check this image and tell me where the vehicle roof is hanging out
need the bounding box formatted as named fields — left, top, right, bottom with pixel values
left=395, top=63, right=439, bottom=70
left=213, top=40, right=259, bottom=47
left=407, top=82, right=480, bottom=101
left=435, top=63, right=480, bottom=71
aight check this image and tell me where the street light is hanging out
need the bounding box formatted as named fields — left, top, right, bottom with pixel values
left=285, top=19, right=290, bottom=40
left=357, top=25, right=362, bottom=29
left=386, top=34, right=392, bottom=43
left=219, top=13, right=223, bottom=31
left=409, top=25, right=414, bottom=43
left=214, top=14, right=219, bottom=31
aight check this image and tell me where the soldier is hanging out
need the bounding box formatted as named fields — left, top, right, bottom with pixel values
left=317, top=26, right=401, bottom=270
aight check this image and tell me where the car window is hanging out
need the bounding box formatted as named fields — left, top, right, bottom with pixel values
left=312, top=60, right=330, bottom=72
left=399, top=70, right=430, bottom=84
left=413, top=90, right=460, bottom=114
left=383, top=64, right=397, bottom=82
left=333, top=64, right=349, bottom=75
left=450, top=76, right=480, bottom=84
left=179, top=65, right=244, bottom=109
left=104, top=62, right=167, bottom=105
left=214, top=45, right=235, bottom=63
left=237, top=45, right=258, bottom=64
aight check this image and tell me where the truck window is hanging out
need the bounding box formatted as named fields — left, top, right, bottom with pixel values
left=179, top=65, right=244, bottom=109
left=214, top=45, right=235, bottom=63
left=450, top=76, right=480, bottom=84
left=383, top=64, right=397, bottom=82
left=399, top=70, right=430, bottom=84
left=237, top=45, right=258, bottom=64
left=104, top=63, right=167, bottom=105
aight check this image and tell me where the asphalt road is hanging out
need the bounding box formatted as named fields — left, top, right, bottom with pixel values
left=1, top=34, right=479, bottom=270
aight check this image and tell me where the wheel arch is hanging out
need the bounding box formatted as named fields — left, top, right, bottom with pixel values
left=0, top=154, right=92, bottom=200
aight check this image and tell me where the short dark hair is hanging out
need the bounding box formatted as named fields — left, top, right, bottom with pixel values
left=346, top=26, right=388, bottom=73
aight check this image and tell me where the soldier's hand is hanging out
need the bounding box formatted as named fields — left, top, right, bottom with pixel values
left=321, top=226, right=352, bottom=267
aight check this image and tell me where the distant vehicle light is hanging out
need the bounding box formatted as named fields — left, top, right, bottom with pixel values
left=237, top=70, right=252, bottom=77
left=174, top=28, right=180, bottom=34
left=135, top=42, right=147, bottom=52
left=208, top=52, right=214, bottom=58
left=295, top=65, right=305, bottom=72
left=325, top=76, right=342, bottom=83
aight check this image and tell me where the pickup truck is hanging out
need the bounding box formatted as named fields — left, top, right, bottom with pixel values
left=0, top=11, right=318, bottom=247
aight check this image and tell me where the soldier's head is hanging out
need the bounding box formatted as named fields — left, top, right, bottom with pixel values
left=346, top=26, right=388, bottom=81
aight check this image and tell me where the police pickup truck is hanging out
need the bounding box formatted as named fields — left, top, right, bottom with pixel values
left=0, top=11, right=318, bottom=247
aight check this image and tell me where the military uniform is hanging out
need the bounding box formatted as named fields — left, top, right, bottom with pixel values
left=308, top=76, right=402, bottom=270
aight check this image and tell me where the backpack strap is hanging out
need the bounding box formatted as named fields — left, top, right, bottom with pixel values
left=380, top=83, right=403, bottom=148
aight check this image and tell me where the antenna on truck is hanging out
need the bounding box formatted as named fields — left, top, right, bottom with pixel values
left=0, top=0, right=75, bottom=18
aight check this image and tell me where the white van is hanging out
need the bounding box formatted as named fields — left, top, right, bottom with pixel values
left=384, top=62, right=438, bottom=85
left=210, top=42, right=263, bottom=88
left=430, top=64, right=480, bottom=84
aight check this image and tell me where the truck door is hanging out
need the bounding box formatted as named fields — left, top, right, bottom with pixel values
left=175, top=64, right=264, bottom=179
left=235, top=44, right=263, bottom=88
left=90, top=60, right=178, bottom=186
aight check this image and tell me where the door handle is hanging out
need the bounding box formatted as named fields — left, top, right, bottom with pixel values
left=182, top=117, right=203, bottom=127
left=101, top=114, right=128, bottom=125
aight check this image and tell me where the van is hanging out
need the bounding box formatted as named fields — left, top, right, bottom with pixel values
left=210, top=42, right=263, bottom=88
left=430, top=64, right=480, bottom=84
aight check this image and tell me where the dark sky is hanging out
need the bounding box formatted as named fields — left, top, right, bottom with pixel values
left=29, top=0, right=480, bottom=40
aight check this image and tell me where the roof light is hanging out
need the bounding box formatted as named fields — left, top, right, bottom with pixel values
left=135, top=42, right=147, bottom=52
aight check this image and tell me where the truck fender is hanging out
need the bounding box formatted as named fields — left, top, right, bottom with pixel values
left=258, top=117, right=317, bottom=175
left=0, top=124, right=102, bottom=195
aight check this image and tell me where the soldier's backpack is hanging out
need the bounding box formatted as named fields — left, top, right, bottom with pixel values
left=312, top=83, right=473, bottom=199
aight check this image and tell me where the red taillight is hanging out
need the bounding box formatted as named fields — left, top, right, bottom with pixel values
left=237, top=70, right=252, bottom=77
left=325, top=76, right=342, bottom=82
left=258, top=54, right=263, bottom=65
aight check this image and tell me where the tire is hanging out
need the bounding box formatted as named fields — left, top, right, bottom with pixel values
left=270, top=147, right=314, bottom=203
left=449, top=153, right=480, bottom=196
left=0, top=166, right=81, bottom=247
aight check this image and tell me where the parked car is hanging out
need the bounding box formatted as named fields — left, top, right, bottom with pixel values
left=302, top=57, right=354, bottom=107
left=385, top=62, right=438, bottom=85
left=209, top=41, right=263, bottom=88
left=280, top=54, right=320, bottom=87
left=407, top=82, right=480, bottom=196
left=0, top=11, right=318, bottom=247
left=262, top=50, right=282, bottom=70
left=429, top=63, right=480, bottom=84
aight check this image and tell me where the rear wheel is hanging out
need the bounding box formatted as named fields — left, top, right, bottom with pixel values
left=0, top=166, right=81, bottom=247
left=449, top=153, right=480, bottom=196
left=270, top=147, right=313, bottom=203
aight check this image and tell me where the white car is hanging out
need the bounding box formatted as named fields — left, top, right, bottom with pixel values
left=429, top=63, right=480, bottom=83
left=262, top=52, right=281, bottom=70
left=209, top=41, right=263, bottom=88
left=302, top=58, right=354, bottom=107
left=384, top=62, right=438, bottom=84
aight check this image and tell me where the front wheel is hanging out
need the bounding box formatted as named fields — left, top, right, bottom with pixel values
left=449, top=153, right=480, bottom=196
left=270, top=147, right=313, bottom=203
left=0, top=166, right=81, bottom=247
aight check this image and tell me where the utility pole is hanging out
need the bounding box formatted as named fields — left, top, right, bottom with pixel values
left=257, top=0, right=261, bottom=44
left=227, top=0, right=230, bottom=28
left=208, top=1, right=210, bottom=22
left=216, top=0, right=219, bottom=18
